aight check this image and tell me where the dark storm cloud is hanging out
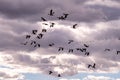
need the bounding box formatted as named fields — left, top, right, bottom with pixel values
left=0, top=0, right=115, bottom=22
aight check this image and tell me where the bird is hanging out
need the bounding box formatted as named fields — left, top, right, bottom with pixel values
left=88, top=63, right=96, bottom=69
left=50, top=23, right=55, bottom=28
left=63, top=13, right=69, bottom=19
left=76, top=48, right=81, bottom=51
left=68, top=49, right=74, bottom=53
left=49, top=71, right=53, bottom=75
left=31, top=41, right=36, bottom=45
left=72, top=24, right=77, bottom=29
left=49, top=43, right=54, bottom=47
left=42, top=29, right=47, bottom=32
left=85, top=52, right=90, bottom=56
left=41, top=17, right=47, bottom=21
left=116, top=51, right=120, bottom=55
left=84, top=44, right=89, bottom=48
left=80, top=48, right=86, bottom=52
left=32, top=30, right=37, bottom=35
left=104, top=49, right=110, bottom=51
left=26, top=35, right=31, bottom=39
left=57, top=16, right=65, bottom=20
left=37, top=44, right=41, bottom=47
left=37, top=33, right=44, bottom=39
left=48, top=9, right=55, bottom=16
left=58, top=74, right=61, bottom=77
left=42, top=23, right=48, bottom=25
left=58, top=47, right=64, bottom=51
left=68, top=40, right=74, bottom=44
left=21, top=42, right=28, bottom=45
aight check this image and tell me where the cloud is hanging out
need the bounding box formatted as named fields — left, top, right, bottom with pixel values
left=0, top=15, right=120, bottom=77
left=0, top=68, right=24, bottom=80
left=0, top=0, right=111, bottom=22
left=0, top=0, right=120, bottom=78
left=83, top=75, right=114, bottom=80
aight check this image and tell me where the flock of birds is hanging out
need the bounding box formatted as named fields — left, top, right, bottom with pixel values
left=21, top=9, right=120, bottom=77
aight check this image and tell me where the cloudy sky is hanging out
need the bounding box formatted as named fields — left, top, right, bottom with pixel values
left=0, top=0, right=120, bottom=80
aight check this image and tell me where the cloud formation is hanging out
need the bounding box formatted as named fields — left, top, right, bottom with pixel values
left=0, top=0, right=120, bottom=78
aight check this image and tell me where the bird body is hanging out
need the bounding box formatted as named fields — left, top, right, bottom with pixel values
left=32, top=30, right=37, bottom=35
left=58, top=47, right=64, bottom=51
left=117, top=51, right=120, bottom=55
left=26, top=35, right=31, bottom=39
left=41, top=17, right=47, bottom=21
left=63, top=13, right=69, bottom=18
left=48, top=9, right=55, bottom=16
left=72, top=24, right=77, bottom=29
left=68, top=40, right=74, bottom=44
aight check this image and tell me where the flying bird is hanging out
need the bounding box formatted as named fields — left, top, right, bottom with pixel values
left=117, top=50, right=120, bottom=55
left=57, top=16, right=65, bottom=20
left=41, top=17, right=47, bottom=21
left=85, top=52, right=90, bottom=56
left=49, top=43, right=55, bottom=47
left=68, top=40, right=74, bottom=44
left=42, top=23, right=48, bottom=25
left=58, top=47, right=64, bottom=51
left=50, top=23, right=55, bottom=28
left=58, top=74, right=61, bottom=77
left=104, top=49, right=110, bottom=51
left=68, top=49, right=74, bottom=53
left=32, top=30, right=37, bottom=35
left=48, top=9, right=55, bottom=16
left=42, top=29, right=47, bottom=32
left=31, top=41, right=36, bottom=45
left=49, top=71, right=53, bottom=75
left=63, top=13, right=69, bottom=19
left=88, top=63, right=96, bottom=69
left=26, top=35, right=31, bottom=39
left=72, top=24, right=77, bottom=29
left=84, top=44, right=89, bottom=48
left=21, top=42, right=28, bottom=45
left=37, top=33, right=44, bottom=39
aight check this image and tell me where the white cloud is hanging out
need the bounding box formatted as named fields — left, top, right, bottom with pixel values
left=0, top=17, right=120, bottom=77
left=83, top=75, right=114, bottom=80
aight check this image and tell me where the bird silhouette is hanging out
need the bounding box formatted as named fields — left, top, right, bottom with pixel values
left=68, top=49, right=73, bottom=53
left=58, top=47, right=64, bottom=51
left=88, top=63, right=96, bottom=69
left=42, top=23, right=48, bottom=25
left=49, top=71, right=53, bottom=75
left=85, top=52, right=90, bottom=56
left=37, top=44, right=41, bottom=47
left=104, top=49, right=110, bottom=51
left=21, top=42, right=28, bottom=45
left=79, top=48, right=86, bottom=52
left=26, top=35, right=31, bottom=39
left=58, top=74, right=61, bottom=77
left=117, top=51, right=120, bottom=55
left=48, top=9, right=55, bottom=16
left=32, top=30, right=37, bottom=35
left=68, top=40, right=74, bottom=44
left=42, top=29, right=47, bottom=32
left=37, top=33, right=44, bottom=39
left=57, top=16, right=65, bottom=20
left=63, top=13, right=69, bottom=19
left=49, top=43, right=54, bottom=47
left=41, top=17, right=47, bottom=21
left=72, top=24, right=77, bottom=29
left=50, top=23, right=55, bottom=28
left=31, top=41, right=36, bottom=45
left=84, top=44, right=89, bottom=48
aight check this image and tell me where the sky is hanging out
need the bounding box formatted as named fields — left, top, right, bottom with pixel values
left=0, top=0, right=120, bottom=80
